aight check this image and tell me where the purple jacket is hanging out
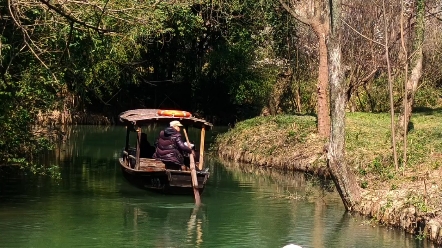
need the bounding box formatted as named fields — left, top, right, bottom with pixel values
left=153, top=127, right=192, bottom=165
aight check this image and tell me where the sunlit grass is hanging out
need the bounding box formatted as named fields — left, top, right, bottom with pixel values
left=215, top=109, right=442, bottom=193
left=345, top=110, right=442, bottom=187
left=214, top=114, right=324, bottom=167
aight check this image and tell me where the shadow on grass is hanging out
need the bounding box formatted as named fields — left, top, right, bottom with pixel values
left=412, top=107, right=442, bottom=114
left=408, top=122, right=414, bottom=132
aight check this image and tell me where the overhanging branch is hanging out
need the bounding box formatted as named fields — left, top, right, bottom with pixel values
left=38, top=0, right=115, bottom=34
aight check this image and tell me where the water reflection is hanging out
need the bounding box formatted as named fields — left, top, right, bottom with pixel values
left=0, top=125, right=436, bottom=248
left=210, top=157, right=435, bottom=248
left=119, top=198, right=207, bottom=248
left=213, top=157, right=338, bottom=203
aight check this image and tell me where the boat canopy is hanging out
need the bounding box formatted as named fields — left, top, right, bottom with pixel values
left=119, top=109, right=213, bottom=129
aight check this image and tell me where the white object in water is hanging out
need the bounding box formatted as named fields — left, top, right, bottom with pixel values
left=282, top=244, right=302, bottom=248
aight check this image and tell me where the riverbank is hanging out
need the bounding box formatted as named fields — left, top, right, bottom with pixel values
left=214, top=111, right=442, bottom=245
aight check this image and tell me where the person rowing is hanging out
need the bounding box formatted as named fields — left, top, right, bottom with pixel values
left=153, top=120, right=196, bottom=171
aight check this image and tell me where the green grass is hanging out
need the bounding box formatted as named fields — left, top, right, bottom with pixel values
left=342, top=111, right=442, bottom=183
left=215, top=114, right=321, bottom=159
left=215, top=109, right=442, bottom=191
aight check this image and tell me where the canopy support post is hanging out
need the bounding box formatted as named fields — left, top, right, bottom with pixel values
left=125, top=126, right=130, bottom=151
left=198, top=126, right=205, bottom=170
left=136, top=127, right=141, bottom=170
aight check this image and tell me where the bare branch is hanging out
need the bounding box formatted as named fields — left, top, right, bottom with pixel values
left=278, top=0, right=313, bottom=25
left=342, top=19, right=385, bottom=47
left=8, top=0, right=59, bottom=83
left=38, top=0, right=116, bottom=34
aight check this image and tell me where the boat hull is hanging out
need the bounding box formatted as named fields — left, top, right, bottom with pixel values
left=119, top=158, right=209, bottom=195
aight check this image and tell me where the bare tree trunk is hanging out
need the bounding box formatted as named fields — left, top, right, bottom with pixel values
left=278, top=0, right=330, bottom=137
left=327, top=0, right=361, bottom=211
left=313, top=24, right=331, bottom=137
left=295, top=82, right=302, bottom=112
left=398, top=0, right=425, bottom=133
left=403, top=53, right=423, bottom=121
left=383, top=0, right=399, bottom=171
left=268, top=80, right=284, bottom=115
left=400, top=0, right=409, bottom=169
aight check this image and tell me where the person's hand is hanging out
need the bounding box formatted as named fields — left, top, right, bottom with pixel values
left=184, top=142, right=195, bottom=149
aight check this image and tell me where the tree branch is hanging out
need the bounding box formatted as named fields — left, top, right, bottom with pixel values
left=8, top=0, right=59, bottom=84
left=342, top=19, right=385, bottom=47
left=38, top=0, right=115, bottom=34
left=278, top=0, right=313, bottom=26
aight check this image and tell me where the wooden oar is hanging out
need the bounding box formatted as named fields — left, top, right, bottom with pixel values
left=183, top=128, right=201, bottom=206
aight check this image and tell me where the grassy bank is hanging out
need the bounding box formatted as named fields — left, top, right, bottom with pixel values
left=214, top=114, right=329, bottom=174
left=345, top=111, right=442, bottom=190
left=214, top=110, right=442, bottom=244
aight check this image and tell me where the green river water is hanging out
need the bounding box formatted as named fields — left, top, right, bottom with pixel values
left=0, top=125, right=435, bottom=248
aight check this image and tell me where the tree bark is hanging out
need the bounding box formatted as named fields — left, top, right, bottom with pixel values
left=326, top=0, right=361, bottom=211
left=313, top=23, right=331, bottom=137
left=402, top=54, right=422, bottom=123
left=398, top=0, right=425, bottom=133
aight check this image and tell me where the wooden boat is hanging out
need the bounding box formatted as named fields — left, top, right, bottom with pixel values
left=118, top=109, right=213, bottom=194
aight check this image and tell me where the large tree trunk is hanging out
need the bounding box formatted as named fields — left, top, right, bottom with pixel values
left=313, top=23, right=331, bottom=137
left=326, top=0, right=361, bottom=211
